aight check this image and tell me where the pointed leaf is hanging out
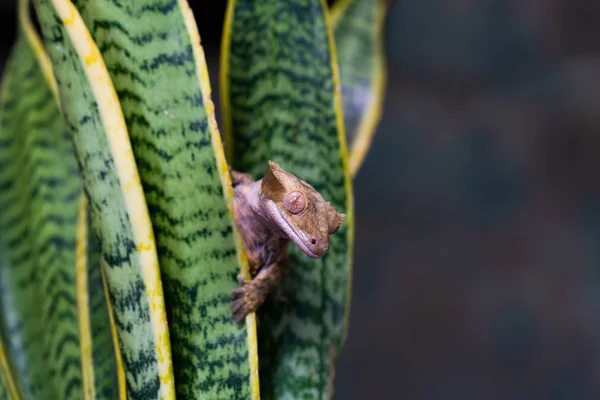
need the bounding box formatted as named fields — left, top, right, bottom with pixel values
left=221, top=0, right=354, bottom=398
left=332, top=0, right=387, bottom=176
left=0, top=31, right=83, bottom=400
left=68, top=0, right=258, bottom=397
left=0, top=2, right=125, bottom=398
left=33, top=0, right=177, bottom=397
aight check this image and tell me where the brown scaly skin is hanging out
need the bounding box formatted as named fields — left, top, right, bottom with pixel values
left=230, top=161, right=345, bottom=323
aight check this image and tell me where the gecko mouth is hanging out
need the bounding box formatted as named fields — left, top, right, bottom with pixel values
left=264, top=199, right=322, bottom=259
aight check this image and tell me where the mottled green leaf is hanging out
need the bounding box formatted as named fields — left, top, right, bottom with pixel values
left=0, top=2, right=126, bottom=399
left=0, top=333, right=21, bottom=400
left=332, top=0, right=387, bottom=176
left=68, top=0, right=258, bottom=398
left=77, top=197, right=125, bottom=400
left=0, top=31, right=83, bottom=400
left=33, top=0, right=177, bottom=397
left=221, top=0, right=354, bottom=398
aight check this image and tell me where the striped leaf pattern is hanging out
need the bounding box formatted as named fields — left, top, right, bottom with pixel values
left=0, top=0, right=363, bottom=396
left=221, top=0, right=354, bottom=398
left=86, top=240, right=121, bottom=399
left=78, top=199, right=124, bottom=400
left=33, top=0, right=176, bottom=397
left=332, top=0, right=387, bottom=177
left=69, top=0, right=257, bottom=397
left=0, top=32, right=83, bottom=400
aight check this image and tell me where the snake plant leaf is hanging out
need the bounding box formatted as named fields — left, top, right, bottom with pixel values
left=0, top=334, right=21, bottom=400
left=33, top=0, right=177, bottom=397
left=0, top=379, right=7, bottom=400
left=67, top=0, right=258, bottom=397
left=331, top=0, right=387, bottom=177
left=0, top=28, right=84, bottom=400
left=0, top=369, right=9, bottom=400
left=1, top=1, right=125, bottom=398
left=77, top=197, right=126, bottom=400
left=221, top=0, right=354, bottom=398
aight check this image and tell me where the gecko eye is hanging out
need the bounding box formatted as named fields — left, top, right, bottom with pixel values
left=283, top=191, right=306, bottom=214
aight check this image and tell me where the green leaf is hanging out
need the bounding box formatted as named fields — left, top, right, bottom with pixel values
left=332, top=0, right=387, bottom=177
left=0, top=371, right=9, bottom=400
left=0, top=379, right=7, bottom=400
left=0, top=30, right=83, bottom=400
left=0, top=3, right=126, bottom=399
left=0, top=334, right=21, bottom=400
left=33, top=0, right=177, bottom=397
left=77, top=197, right=126, bottom=399
left=68, top=0, right=258, bottom=398
left=221, top=0, right=354, bottom=398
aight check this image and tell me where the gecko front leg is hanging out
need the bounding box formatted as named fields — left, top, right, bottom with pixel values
left=231, top=257, right=288, bottom=323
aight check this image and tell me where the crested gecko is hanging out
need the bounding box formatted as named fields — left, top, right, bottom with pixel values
left=230, top=161, right=345, bottom=323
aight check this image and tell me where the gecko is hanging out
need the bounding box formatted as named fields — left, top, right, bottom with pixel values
left=230, top=161, right=345, bottom=323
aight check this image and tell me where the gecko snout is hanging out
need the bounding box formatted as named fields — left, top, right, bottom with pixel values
left=307, top=237, right=329, bottom=258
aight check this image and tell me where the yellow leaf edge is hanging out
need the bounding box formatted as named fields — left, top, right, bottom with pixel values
left=18, top=0, right=59, bottom=104
left=100, top=258, right=128, bottom=400
left=320, top=0, right=356, bottom=355
left=0, top=35, right=25, bottom=400
left=0, top=342, right=21, bottom=400
left=219, top=0, right=356, bottom=361
left=220, top=0, right=235, bottom=165
left=76, top=196, right=128, bottom=400
left=18, top=0, right=129, bottom=398
left=331, top=0, right=388, bottom=178
left=75, top=196, right=96, bottom=400
left=40, top=0, right=176, bottom=397
left=183, top=0, right=260, bottom=398
left=0, top=1, right=64, bottom=399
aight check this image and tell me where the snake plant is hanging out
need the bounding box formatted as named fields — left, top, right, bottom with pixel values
left=0, top=0, right=386, bottom=398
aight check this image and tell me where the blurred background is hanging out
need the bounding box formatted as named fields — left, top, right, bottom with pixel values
left=2, top=0, right=600, bottom=399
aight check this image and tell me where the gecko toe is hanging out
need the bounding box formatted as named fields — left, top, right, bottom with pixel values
left=231, top=297, right=245, bottom=313
left=231, top=299, right=249, bottom=323
left=230, top=280, right=266, bottom=323
left=231, top=287, right=245, bottom=300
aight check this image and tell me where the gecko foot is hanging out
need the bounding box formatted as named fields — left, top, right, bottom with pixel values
left=231, top=277, right=267, bottom=323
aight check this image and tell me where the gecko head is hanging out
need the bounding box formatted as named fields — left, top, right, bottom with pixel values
left=260, top=161, right=345, bottom=259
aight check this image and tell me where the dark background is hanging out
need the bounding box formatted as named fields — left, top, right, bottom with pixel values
left=2, top=0, right=600, bottom=399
